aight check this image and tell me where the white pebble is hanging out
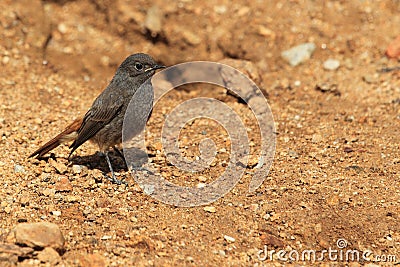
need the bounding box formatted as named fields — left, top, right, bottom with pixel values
left=323, top=59, right=340, bottom=70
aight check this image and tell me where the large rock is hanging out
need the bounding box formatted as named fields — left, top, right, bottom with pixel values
left=0, top=243, right=34, bottom=264
left=14, top=222, right=65, bottom=251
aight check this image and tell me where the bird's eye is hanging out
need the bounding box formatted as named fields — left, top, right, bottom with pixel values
left=134, top=62, right=144, bottom=71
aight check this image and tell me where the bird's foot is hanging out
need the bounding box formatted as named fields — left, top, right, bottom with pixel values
left=130, top=166, right=155, bottom=175
left=105, top=173, right=128, bottom=185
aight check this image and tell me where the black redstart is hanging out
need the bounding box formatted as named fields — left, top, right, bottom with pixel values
left=29, top=53, right=165, bottom=184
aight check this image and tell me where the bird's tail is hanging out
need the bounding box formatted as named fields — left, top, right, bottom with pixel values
left=29, top=118, right=83, bottom=158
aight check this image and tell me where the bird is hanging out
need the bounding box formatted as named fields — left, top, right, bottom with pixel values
left=29, top=53, right=165, bottom=184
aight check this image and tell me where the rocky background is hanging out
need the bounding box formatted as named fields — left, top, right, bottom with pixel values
left=0, top=0, right=400, bottom=266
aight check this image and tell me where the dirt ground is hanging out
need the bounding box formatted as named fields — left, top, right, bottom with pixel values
left=1, top=0, right=400, bottom=266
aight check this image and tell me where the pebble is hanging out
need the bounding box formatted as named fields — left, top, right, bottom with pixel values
left=101, top=235, right=112, bottom=240
left=51, top=210, right=61, bottom=217
left=65, top=195, right=81, bottom=203
left=142, top=184, right=155, bottom=195
left=281, top=43, right=316, bottom=66
left=386, top=35, right=400, bottom=59
left=312, top=134, right=323, bottom=143
left=223, top=235, right=235, bottom=243
left=144, top=5, right=162, bottom=37
left=362, top=74, right=378, bottom=84
left=288, top=150, right=299, bottom=158
left=14, top=222, right=65, bottom=250
left=196, top=182, right=206, bottom=188
left=323, top=59, right=340, bottom=70
left=49, top=158, right=67, bottom=174
left=249, top=203, right=259, bottom=211
left=37, top=247, right=61, bottom=265
left=72, top=164, right=84, bottom=174
left=181, top=29, right=202, bottom=45
left=14, top=164, right=25, bottom=173
left=314, top=223, right=322, bottom=234
left=214, top=5, right=227, bottom=14
left=2, top=56, right=10, bottom=65
left=55, top=176, right=72, bottom=192
left=344, top=58, right=353, bottom=69
left=257, top=25, right=276, bottom=39
left=203, top=206, right=216, bottom=213
left=198, top=176, right=207, bottom=182
left=0, top=243, right=34, bottom=263
left=57, top=23, right=67, bottom=34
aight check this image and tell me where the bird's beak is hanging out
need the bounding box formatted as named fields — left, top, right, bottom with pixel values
left=145, top=64, right=166, bottom=72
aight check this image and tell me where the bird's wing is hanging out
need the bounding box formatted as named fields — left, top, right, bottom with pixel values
left=69, top=93, right=123, bottom=155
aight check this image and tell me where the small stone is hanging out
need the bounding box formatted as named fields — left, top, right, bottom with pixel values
left=34, top=118, right=42, bottom=124
left=14, top=222, right=65, bottom=250
left=344, top=147, right=354, bottom=153
left=77, top=253, right=106, bottom=267
left=49, top=158, right=67, bottom=174
left=344, top=58, right=353, bottom=69
left=196, top=182, right=206, bottom=188
left=257, top=25, right=276, bottom=39
left=323, top=59, right=340, bottom=70
left=144, top=5, right=163, bottom=37
left=198, top=176, right=207, bottom=182
left=203, top=206, right=216, bottom=213
left=14, top=164, right=25, bottom=173
left=42, top=188, right=56, bottom=197
left=181, top=30, right=201, bottom=45
left=249, top=204, right=258, bottom=211
left=72, top=164, right=83, bottom=174
left=153, top=142, right=162, bottom=151
left=344, top=115, right=355, bottom=122
left=101, top=235, right=112, bottom=240
left=51, top=211, right=61, bottom=217
left=57, top=23, right=67, bottom=34
left=55, top=176, right=72, bottom=192
left=0, top=243, right=34, bottom=262
left=37, top=247, right=61, bottom=265
left=281, top=43, right=316, bottom=66
left=314, top=223, right=322, bottom=234
left=65, top=195, right=81, bottom=203
left=142, top=184, right=155, bottom=195
left=259, top=232, right=284, bottom=247
left=312, top=134, right=323, bottom=143
left=315, top=83, right=341, bottom=96
left=223, top=235, right=235, bottom=243
left=100, top=56, right=110, bottom=67
left=4, top=206, right=12, bottom=213
left=2, top=56, right=10, bottom=65
left=386, top=35, right=400, bottom=59
left=214, top=5, right=227, bottom=14
left=186, top=256, right=194, bottom=262
left=288, top=150, right=299, bottom=158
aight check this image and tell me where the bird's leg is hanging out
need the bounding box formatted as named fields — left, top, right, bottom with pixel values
left=103, top=151, right=127, bottom=185
left=113, top=146, right=124, bottom=160
left=113, top=146, right=129, bottom=170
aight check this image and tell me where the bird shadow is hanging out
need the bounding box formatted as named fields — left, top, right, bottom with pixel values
left=69, top=151, right=128, bottom=173
left=69, top=147, right=150, bottom=173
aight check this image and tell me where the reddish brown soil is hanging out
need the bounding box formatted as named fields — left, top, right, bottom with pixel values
left=0, top=0, right=399, bottom=266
